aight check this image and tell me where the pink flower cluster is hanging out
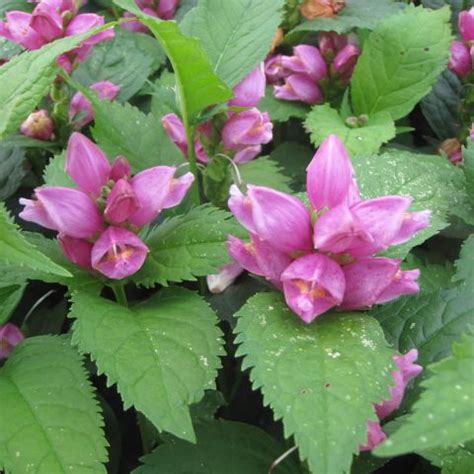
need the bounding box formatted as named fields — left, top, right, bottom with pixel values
left=0, top=323, right=24, bottom=359
left=0, top=0, right=113, bottom=72
left=122, top=0, right=179, bottom=33
left=162, top=64, right=273, bottom=164
left=265, top=32, right=360, bottom=104
left=361, top=349, right=423, bottom=451
left=449, top=8, right=474, bottom=79
left=227, top=135, right=431, bottom=323
left=19, top=132, right=194, bottom=279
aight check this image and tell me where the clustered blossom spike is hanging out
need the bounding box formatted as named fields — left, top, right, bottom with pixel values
left=265, top=32, right=360, bottom=104
left=162, top=63, right=272, bottom=164
left=360, top=349, right=423, bottom=451
left=449, top=7, right=474, bottom=79
left=227, top=134, right=431, bottom=323
left=0, top=0, right=113, bottom=72
left=0, top=323, right=24, bottom=359
left=19, top=132, right=194, bottom=279
left=122, top=0, right=180, bottom=33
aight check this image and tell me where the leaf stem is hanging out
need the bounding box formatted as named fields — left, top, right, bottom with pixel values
left=112, top=284, right=128, bottom=307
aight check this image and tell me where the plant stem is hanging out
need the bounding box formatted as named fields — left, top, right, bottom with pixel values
left=185, top=124, right=201, bottom=206
left=112, top=284, right=128, bottom=307
left=137, top=413, right=153, bottom=455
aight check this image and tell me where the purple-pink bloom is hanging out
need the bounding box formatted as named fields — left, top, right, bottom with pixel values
left=91, top=226, right=148, bottom=279
left=274, top=74, right=323, bottom=105
left=20, top=109, right=55, bottom=141
left=359, top=421, right=387, bottom=452
left=332, top=43, right=360, bottom=80
left=110, top=155, right=131, bottom=182
left=0, top=323, right=24, bottom=359
left=229, top=63, right=266, bottom=108
left=104, top=179, right=140, bottom=224
left=264, top=54, right=290, bottom=84
left=207, top=262, right=244, bottom=294
left=448, top=40, right=472, bottom=78
left=281, top=253, right=345, bottom=323
left=459, top=7, right=474, bottom=42
left=318, top=31, right=348, bottom=58
left=58, top=233, right=93, bottom=269
left=162, top=113, right=188, bottom=156
left=281, top=44, right=328, bottom=82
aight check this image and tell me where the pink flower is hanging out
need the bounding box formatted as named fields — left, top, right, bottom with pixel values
left=448, top=40, right=472, bottom=78
left=281, top=253, right=345, bottom=323
left=0, top=323, right=24, bottom=359
left=58, top=233, right=93, bottom=269
left=318, top=31, right=348, bottom=58
left=91, top=226, right=149, bottom=279
left=104, top=179, right=140, bottom=224
left=459, top=7, right=474, bottom=42
left=264, top=54, right=290, bottom=84
left=69, top=81, right=120, bottom=129
left=332, top=44, right=360, bottom=80
left=281, top=45, right=328, bottom=82
left=274, top=74, right=323, bottom=104
left=162, top=113, right=188, bottom=156
left=360, top=421, right=387, bottom=452
left=207, top=262, right=244, bottom=294
left=20, top=110, right=54, bottom=141
left=110, top=155, right=131, bottom=182
left=156, top=0, right=179, bottom=19
left=229, top=63, right=266, bottom=107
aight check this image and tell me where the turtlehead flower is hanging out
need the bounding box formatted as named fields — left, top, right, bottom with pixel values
left=274, top=74, right=323, bottom=104
left=264, top=55, right=290, bottom=84
left=207, top=262, right=244, bottom=294
left=229, top=63, right=266, bottom=107
left=20, top=110, right=54, bottom=141
left=449, top=40, right=472, bottom=78
left=360, top=421, right=387, bottom=452
left=299, top=0, right=345, bottom=19
left=0, top=323, right=24, bottom=359
left=281, top=45, right=328, bottom=82
left=318, top=31, right=349, bottom=59
left=122, top=0, right=179, bottom=31
left=332, top=44, right=360, bottom=80
left=459, top=7, right=474, bottom=42
left=20, top=132, right=193, bottom=279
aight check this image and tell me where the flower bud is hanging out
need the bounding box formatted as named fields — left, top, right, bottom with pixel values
left=156, top=0, right=179, bottom=19
left=207, top=262, right=243, bottom=294
left=0, top=323, right=24, bottom=359
left=274, top=74, right=323, bottom=104
left=58, top=233, right=93, bottom=269
left=459, top=7, right=474, bottom=42
left=20, top=110, right=54, bottom=141
left=162, top=113, right=188, bottom=156
left=104, top=179, right=140, bottom=224
left=264, top=55, right=290, bottom=84
left=332, top=43, right=360, bottom=80
left=91, top=226, right=149, bottom=279
left=439, top=137, right=463, bottom=164
left=110, top=155, right=131, bottom=182
left=281, top=45, right=328, bottom=82
left=229, top=63, right=266, bottom=107
left=299, top=0, right=345, bottom=19
left=448, top=40, right=472, bottom=78
left=281, top=253, right=345, bottom=323
left=318, top=31, right=348, bottom=58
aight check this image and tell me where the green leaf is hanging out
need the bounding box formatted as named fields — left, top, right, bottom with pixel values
left=421, top=0, right=464, bottom=32
left=0, top=37, right=22, bottom=60
left=258, top=86, right=309, bottom=123
left=351, top=5, right=452, bottom=120
left=180, top=0, right=284, bottom=87
left=0, top=24, right=115, bottom=139
left=305, top=104, right=396, bottom=156
left=190, top=390, right=225, bottom=424
left=0, top=0, right=33, bottom=18
left=0, top=336, right=107, bottom=473
left=133, top=205, right=245, bottom=287
left=404, top=255, right=454, bottom=293
left=463, top=140, right=474, bottom=209
left=288, top=0, right=404, bottom=37
left=0, top=145, right=26, bottom=201
left=202, top=156, right=233, bottom=208
left=134, top=420, right=300, bottom=474
left=352, top=150, right=469, bottom=258
left=239, top=157, right=292, bottom=192
left=453, top=235, right=474, bottom=285
left=235, top=292, right=395, bottom=474
left=43, top=152, right=75, bottom=188
left=0, top=283, right=26, bottom=325
left=420, top=440, right=474, bottom=474
left=70, top=287, right=224, bottom=442
left=421, top=70, right=462, bottom=140
left=0, top=204, right=71, bottom=278
left=73, top=29, right=165, bottom=102
left=375, top=332, right=474, bottom=456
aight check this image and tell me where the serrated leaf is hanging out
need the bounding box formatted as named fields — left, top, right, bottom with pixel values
left=351, top=6, right=452, bottom=120
left=0, top=24, right=114, bottom=139
left=73, top=29, right=165, bottom=102
left=134, top=419, right=300, bottom=474
left=421, top=70, right=462, bottom=140
left=0, top=282, right=26, bottom=325
left=70, top=287, right=224, bottom=442
left=133, top=205, right=245, bottom=287
left=0, top=0, right=33, bottom=18
left=180, top=0, right=284, bottom=87
left=0, top=204, right=71, bottom=278
left=239, top=157, right=292, bottom=192
left=0, top=145, right=26, bottom=200
left=288, top=0, right=404, bottom=37
left=404, top=255, right=454, bottom=293
left=305, top=104, right=396, bottom=156
left=352, top=150, right=469, bottom=258
left=463, top=140, right=474, bottom=209
left=235, top=292, right=395, bottom=474
left=0, top=336, right=107, bottom=473
left=258, top=86, right=309, bottom=123
left=453, top=235, right=474, bottom=285
left=43, top=152, right=75, bottom=188
left=375, top=332, right=474, bottom=455
left=420, top=440, right=474, bottom=474
left=421, top=0, right=464, bottom=32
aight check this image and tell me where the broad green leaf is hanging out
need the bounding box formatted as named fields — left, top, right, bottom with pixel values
left=0, top=0, right=33, bottom=18
left=453, top=235, right=474, bottom=285
left=114, top=0, right=232, bottom=121
left=463, top=140, right=474, bottom=208
left=0, top=145, right=26, bottom=200
left=180, top=0, right=284, bottom=87
left=0, top=282, right=26, bottom=325
left=421, top=70, right=462, bottom=140
left=0, top=204, right=71, bottom=278
left=235, top=292, right=395, bottom=474
left=134, top=420, right=300, bottom=474
left=375, top=332, right=474, bottom=455
left=0, top=37, right=22, bottom=60
left=258, top=86, right=309, bottom=123
left=351, top=6, right=452, bottom=120
left=352, top=150, right=470, bottom=258
left=175, top=0, right=198, bottom=22
left=43, top=152, right=75, bottom=188
left=133, top=205, right=245, bottom=287
left=288, top=0, right=404, bottom=37
left=421, top=0, right=464, bottom=31
left=70, top=288, right=224, bottom=442
left=305, top=104, right=395, bottom=156
left=189, top=390, right=225, bottom=423
left=0, top=24, right=115, bottom=139
left=0, top=336, right=107, bottom=473
left=420, top=440, right=474, bottom=474
left=239, top=157, right=292, bottom=192
left=73, top=29, right=165, bottom=102
left=404, top=255, right=454, bottom=293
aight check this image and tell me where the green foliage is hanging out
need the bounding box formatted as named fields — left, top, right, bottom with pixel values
left=0, top=24, right=115, bottom=139
left=351, top=150, right=471, bottom=258
left=404, top=256, right=454, bottom=293
left=180, top=0, right=284, bottom=87
left=133, top=205, right=245, bottom=287
left=134, top=420, right=300, bottom=474
left=421, top=0, right=464, bottom=31
left=420, top=440, right=474, bottom=474
left=0, top=282, right=26, bottom=325
left=463, top=140, right=474, bottom=209
left=43, top=152, right=75, bottom=188
left=202, top=156, right=233, bottom=207
left=235, top=292, right=395, bottom=474
left=0, top=204, right=71, bottom=278
left=0, top=0, right=32, bottom=17
left=73, top=29, right=165, bottom=102
left=0, top=336, right=107, bottom=473
left=258, top=87, right=309, bottom=123
left=70, top=288, right=224, bottom=442
left=351, top=6, right=452, bottom=120
left=453, top=235, right=474, bottom=285
left=239, top=157, right=292, bottom=192
left=375, top=332, right=474, bottom=456
left=0, top=145, right=26, bottom=201
left=305, top=104, right=395, bottom=156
